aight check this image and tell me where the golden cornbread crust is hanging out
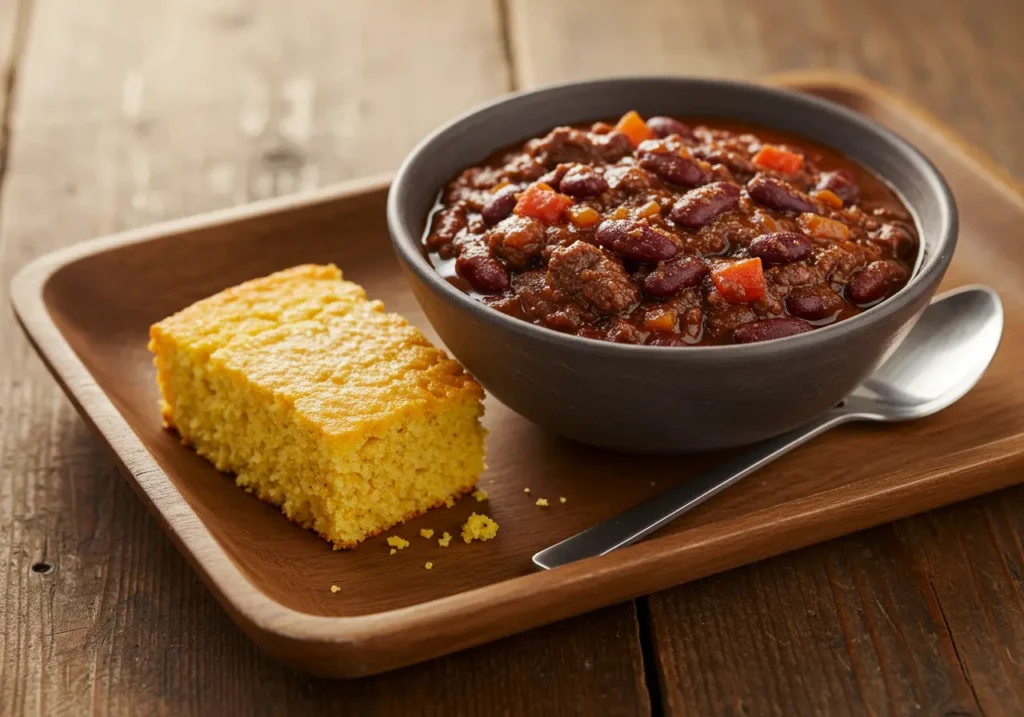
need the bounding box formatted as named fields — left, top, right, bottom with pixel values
left=149, top=264, right=487, bottom=549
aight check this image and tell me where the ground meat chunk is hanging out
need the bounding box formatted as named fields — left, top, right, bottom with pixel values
left=814, top=243, right=879, bottom=284
left=485, top=216, right=547, bottom=269
left=512, top=269, right=591, bottom=331
left=765, top=262, right=823, bottom=287
left=704, top=290, right=758, bottom=340
left=527, top=127, right=598, bottom=167
left=592, top=132, right=634, bottom=162
left=503, top=154, right=547, bottom=182
left=547, top=241, right=640, bottom=315
left=604, top=165, right=656, bottom=194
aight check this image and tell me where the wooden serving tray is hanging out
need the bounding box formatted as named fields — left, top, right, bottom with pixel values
left=11, top=73, right=1024, bottom=678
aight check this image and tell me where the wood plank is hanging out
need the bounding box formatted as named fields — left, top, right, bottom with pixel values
left=508, top=0, right=1024, bottom=714
left=0, top=1, right=648, bottom=714
left=645, top=518, right=983, bottom=715
left=0, top=0, right=29, bottom=173
left=508, top=0, right=1024, bottom=177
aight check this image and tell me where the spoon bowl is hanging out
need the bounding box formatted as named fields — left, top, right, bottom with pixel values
left=534, top=286, right=1004, bottom=570
left=844, top=285, right=1004, bottom=422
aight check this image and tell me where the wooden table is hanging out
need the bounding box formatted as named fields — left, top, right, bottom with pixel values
left=2, top=1, right=1022, bottom=714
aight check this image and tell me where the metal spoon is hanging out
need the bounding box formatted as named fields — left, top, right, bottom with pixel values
left=533, top=285, right=1003, bottom=571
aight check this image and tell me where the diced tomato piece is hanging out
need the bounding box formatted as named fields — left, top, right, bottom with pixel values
left=635, top=200, right=662, bottom=218
left=513, top=182, right=574, bottom=224
left=614, top=110, right=654, bottom=147
left=812, top=188, right=843, bottom=209
left=799, top=212, right=851, bottom=240
left=752, top=145, right=805, bottom=176
left=644, top=308, right=677, bottom=333
left=568, top=204, right=600, bottom=228
left=710, top=258, right=766, bottom=303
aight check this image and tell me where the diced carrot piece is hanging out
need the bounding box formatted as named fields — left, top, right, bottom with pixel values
left=513, top=183, right=574, bottom=224
left=710, top=258, right=766, bottom=303
left=812, top=188, right=843, bottom=209
left=568, top=205, right=601, bottom=228
left=614, top=110, right=654, bottom=147
left=799, top=212, right=850, bottom=240
left=752, top=145, right=804, bottom=176
left=644, top=308, right=677, bottom=333
left=610, top=206, right=629, bottom=220
left=635, top=200, right=661, bottom=218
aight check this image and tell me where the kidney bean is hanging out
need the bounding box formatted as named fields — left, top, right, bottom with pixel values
left=846, top=260, right=909, bottom=306
left=456, top=247, right=510, bottom=293
left=647, top=116, right=692, bottom=139
left=637, top=143, right=705, bottom=187
left=595, top=219, right=680, bottom=262
left=785, top=284, right=844, bottom=320
left=559, top=165, right=608, bottom=198
left=733, top=318, right=812, bottom=344
left=746, top=175, right=815, bottom=213
left=643, top=256, right=708, bottom=298
left=748, top=231, right=812, bottom=265
left=816, top=169, right=860, bottom=205
left=669, top=182, right=741, bottom=228
left=481, top=187, right=518, bottom=226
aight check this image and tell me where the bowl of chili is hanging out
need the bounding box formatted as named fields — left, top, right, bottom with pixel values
left=388, top=77, right=957, bottom=452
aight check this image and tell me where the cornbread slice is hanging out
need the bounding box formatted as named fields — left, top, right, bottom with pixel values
left=148, top=264, right=486, bottom=548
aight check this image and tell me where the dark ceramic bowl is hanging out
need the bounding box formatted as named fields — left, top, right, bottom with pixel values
left=387, top=77, right=957, bottom=453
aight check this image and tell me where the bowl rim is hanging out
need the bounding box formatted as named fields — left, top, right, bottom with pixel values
left=387, top=75, right=958, bottom=358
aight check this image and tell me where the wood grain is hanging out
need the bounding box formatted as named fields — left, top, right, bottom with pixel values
left=507, top=3, right=1024, bottom=715
left=0, top=0, right=644, bottom=713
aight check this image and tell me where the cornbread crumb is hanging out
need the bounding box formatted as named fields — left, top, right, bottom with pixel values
left=523, top=487, right=531, bottom=494
left=425, top=562, right=433, bottom=570
left=559, top=496, right=567, bottom=504
left=472, top=488, right=489, bottom=502
left=444, top=496, right=456, bottom=508
left=462, top=513, right=499, bottom=543
left=330, top=585, right=340, bottom=593
left=148, top=264, right=486, bottom=549
left=438, top=532, right=452, bottom=547
left=536, top=498, right=549, bottom=507
left=389, top=548, right=397, bottom=555
left=419, top=528, right=435, bottom=539
left=387, top=536, right=410, bottom=550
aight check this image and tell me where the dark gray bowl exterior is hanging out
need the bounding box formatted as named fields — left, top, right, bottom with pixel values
left=388, top=78, right=957, bottom=453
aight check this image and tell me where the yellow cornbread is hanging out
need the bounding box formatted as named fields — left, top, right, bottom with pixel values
left=148, top=264, right=486, bottom=548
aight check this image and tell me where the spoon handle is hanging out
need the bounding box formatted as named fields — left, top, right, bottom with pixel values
left=532, top=409, right=854, bottom=570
